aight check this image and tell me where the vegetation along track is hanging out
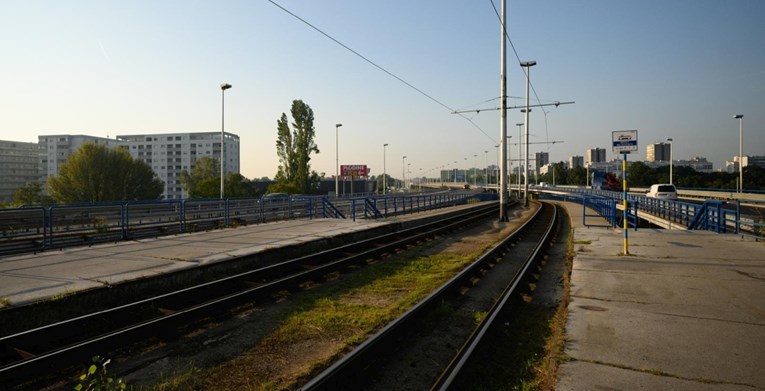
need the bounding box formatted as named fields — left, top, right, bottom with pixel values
left=301, top=201, right=559, bottom=391
left=0, top=202, right=499, bottom=389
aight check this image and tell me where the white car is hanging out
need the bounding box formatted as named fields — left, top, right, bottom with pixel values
left=647, top=184, right=678, bottom=200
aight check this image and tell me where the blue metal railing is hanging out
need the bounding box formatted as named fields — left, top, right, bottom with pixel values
left=536, top=186, right=762, bottom=239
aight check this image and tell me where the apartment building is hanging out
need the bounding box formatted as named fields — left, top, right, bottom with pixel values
left=116, top=132, right=240, bottom=199
left=0, top=140, right=40, bottom=202
left=38, top=132, right=240, bottom=200
left=646, top=142, right=671, bottom=162
left=38, top=135, right=123, bottom=181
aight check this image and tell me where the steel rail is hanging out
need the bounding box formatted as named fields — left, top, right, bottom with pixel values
left=432, top=203, right=558, bottom=390
left=300, top=201, right=555, bottom=391
left=0, top=202, right=499, bottom=388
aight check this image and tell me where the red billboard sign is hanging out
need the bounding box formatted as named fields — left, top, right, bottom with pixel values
left=341, top=164, right=368, bottom=177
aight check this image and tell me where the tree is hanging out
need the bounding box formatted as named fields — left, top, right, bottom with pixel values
left=568, top=166, right=587, bottom=186
left=180, top=156, right=219, bottom=198
left=274, top=100, right=321, bottom=194
left=12, top=182, right=53, bottom=206
left=626, top=161, right=657, bottom=187
left=48, top=143, right=164, bottom=203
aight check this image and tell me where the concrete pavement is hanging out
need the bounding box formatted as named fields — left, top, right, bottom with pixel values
left=0, top=218, right=389, bottom=306
left=557, top=202, right=765, bottom=390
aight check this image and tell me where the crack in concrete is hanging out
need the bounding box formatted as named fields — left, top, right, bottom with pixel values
left=571, top=294, right=653, bottom=305
left=573, top=358, right=763, bottom=389
left=734, top=269, right=765, bottom=282
left=649, top=311, right=765, bottom=327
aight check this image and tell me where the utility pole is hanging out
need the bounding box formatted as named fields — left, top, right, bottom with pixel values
left=499, top=0, right=508, bottom=221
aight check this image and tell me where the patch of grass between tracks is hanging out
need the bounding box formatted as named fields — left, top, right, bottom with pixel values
left=150, top=242, right=495, bottom=391
left=467, top=216, right=573, bottom=391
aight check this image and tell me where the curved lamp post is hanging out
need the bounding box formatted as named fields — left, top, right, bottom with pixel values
left=734, top=114, right=744, bottom=193
left=220, top=83, right=232, bottom=199
left=335, top=123, right=342, bottom=196
left=520, top=60, right=536, bottom=206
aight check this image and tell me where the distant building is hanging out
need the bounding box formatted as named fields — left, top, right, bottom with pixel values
left=116, top=132, right=240, bottom=199
left=725, top=155, right=748, bottom=173
left=38, top=135, right=123, bottom=182
left=535, top=152, right=549, bottom=174
left=646, top=142, right=671, bottom=162
left=747, top=155, right=765, bottom=169
left=569, top=155, right=584, bottom=169
left=676, top=156, right=713, bottom=173
left=586, top=148, right=606, bottom=165
left=39, top=132, right=240, bottom=200
left=0, top=140, right=40, bottom=202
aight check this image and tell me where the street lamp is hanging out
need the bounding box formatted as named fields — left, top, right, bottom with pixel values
left=734, top=114, right=744, bottom=193
left=520, top=60, right=536, bottom=207
left=463, top=157, right=468, bottom=184
left=666, top=138, right=673, bottom=185
left=407, top=163, right=411, bottom=190
left=383, top=143, right=389, bottom=195
left=494, top=145, right=499, bottom=186
left=335, top=124, right=343, bottom=197
left=402, top=156, right=407, bottom=192
left=484, top=150, right=489, bottom=187
left=473, top=154, right=478, bottom=187
left=220, top=83, right=232, bottom=199
left=516, top=122, right=523, bottom=196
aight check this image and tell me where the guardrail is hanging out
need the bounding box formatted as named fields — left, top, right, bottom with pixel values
left=535, top=186, right=763, bottom=240
left=0, top=191, right=489, bottom=257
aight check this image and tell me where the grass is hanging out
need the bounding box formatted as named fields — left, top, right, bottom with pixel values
left=151, top=243, right=495, bottom=390
left=46, top=289, right=77, bottom=302
left=0, top=297, right=9, bottom=308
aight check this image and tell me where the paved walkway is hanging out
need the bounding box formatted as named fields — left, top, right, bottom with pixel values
left=0, top=218, right=391, bottom=306
left=557, top=202, right=765, bottom=390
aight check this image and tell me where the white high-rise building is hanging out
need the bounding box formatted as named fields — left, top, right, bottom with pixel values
left=38, top=135, right=123, bottom=181
left=39, top=132, right=240, bottom=200
left=116, top=132, right=240, bottom=199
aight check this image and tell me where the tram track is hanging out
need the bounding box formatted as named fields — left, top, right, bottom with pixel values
left=0, top=202, right=499, bottom=389
left=300, top=201, right=559, bottom=390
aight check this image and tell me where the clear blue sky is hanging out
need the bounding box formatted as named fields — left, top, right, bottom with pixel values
left=1, top=0, right=763, bottom=180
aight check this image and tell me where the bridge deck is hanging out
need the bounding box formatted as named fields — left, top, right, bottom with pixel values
left=557, top=202, right=765, bottom=390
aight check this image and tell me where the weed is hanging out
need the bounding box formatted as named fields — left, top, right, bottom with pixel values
left=0, top=297, right=9, bottom=308
left=46, top=289, right=76, bottom=302
left=74, top=355, right=126, bottom=391
left=473, top=310, right=488, bottom=325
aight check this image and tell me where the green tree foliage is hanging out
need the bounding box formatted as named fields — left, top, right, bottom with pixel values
left=180, top=156, right=219, bottom=198
left=626, top=161, right=657, bottom=187
left=568, top=166, right=587, bottom=186
left=11, top=182, right=53, bottom=206
left=274, top=100, right=321, bottom=194
left=536, top=161, right=763, bottom=191
left=179, top=156, right=258, bottom=198
left=47, top=143, right=163, bottom=203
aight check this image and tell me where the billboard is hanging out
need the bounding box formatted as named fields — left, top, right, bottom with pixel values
left=341, top=164, right=368, bottom=177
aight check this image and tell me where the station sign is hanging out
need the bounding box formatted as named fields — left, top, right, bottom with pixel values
left=341, top=164, right=368, bottom=177
left=612, top=130, right=638, bottom=154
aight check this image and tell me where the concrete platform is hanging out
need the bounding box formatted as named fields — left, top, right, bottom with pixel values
left=0, top=218, right=396, bottom=306
left=557, top=202, right=765, bottom=390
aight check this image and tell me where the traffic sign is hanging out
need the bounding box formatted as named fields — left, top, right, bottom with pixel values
left=612, top=130, right=638, bottom=153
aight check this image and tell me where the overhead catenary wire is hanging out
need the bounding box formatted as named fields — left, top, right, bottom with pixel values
left=489, top=0, right=559, bottom=150
left=267, top=0, right=498, bottom=144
